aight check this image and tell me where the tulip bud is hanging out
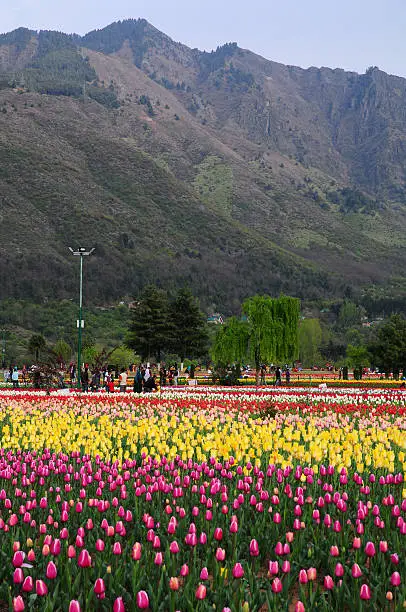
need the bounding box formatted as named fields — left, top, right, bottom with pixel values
left=113, top=597, right=125, bottom=612
left=249, top=539, right=259, bottom=557
left=136, top=590, right=149, bottom=609
left=22, top=576, right=34, bottom=592
left=360, top=584, right=371, bottom=600
left=77, top=549, right=91, bottom=567
left=94, top=578, right=106, bottom=597
left=46, top=561, right=58, bottom=579
left=36, top=579, right=48, bottom=596
left=13, top=596, right=25, bottom=612
left=324, top=575, right=334, bottom=590
left=232, top=562, right=244, bottom=578
left=195, top=584, right=207, bottom=600
left=390, top=572, right=401, bottom=587
left=271, top=578, right=283, bottom=593
left=68, top=601, right=81, bottom=612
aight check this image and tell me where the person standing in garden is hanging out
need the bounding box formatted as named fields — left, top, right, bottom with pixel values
left=133, top=366, right=143, bottom=393
left=275, top=366, right=281, bottom=386
left=119, top=368, right=128, bottom=393
left=11, top=366, right=19, bottom=389
left=81, top=366, right=89, bottom=393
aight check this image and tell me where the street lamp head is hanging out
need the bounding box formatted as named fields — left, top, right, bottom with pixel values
left=69, top=247, right=95, bottom=256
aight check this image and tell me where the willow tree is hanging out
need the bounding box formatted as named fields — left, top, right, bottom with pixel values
left=211, top=317, right=248, bottom=365
left=212, top=295, right=300, bottom=385
left=242, top=294, right=300, bottom=384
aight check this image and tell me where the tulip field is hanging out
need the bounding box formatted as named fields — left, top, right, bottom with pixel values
left=0, top=388, right=405, bottom=611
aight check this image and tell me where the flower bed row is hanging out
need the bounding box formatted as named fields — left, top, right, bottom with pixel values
left=0, top=390, right=404, bottom=610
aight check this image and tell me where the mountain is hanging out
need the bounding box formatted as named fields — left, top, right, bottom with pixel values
left=0, top=19, right=406, bottom=313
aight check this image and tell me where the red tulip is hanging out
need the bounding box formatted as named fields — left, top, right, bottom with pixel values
left=360, top=584, right=371, bottom=600
left=195, top=584, right=207, bottom=600
left=214, top=527, right=223, bottom=541
left=136, top=591, right=149, bottom=609
left=36, top=579, right=48, bottom=596
left=13, top=596, right=25, bottom=612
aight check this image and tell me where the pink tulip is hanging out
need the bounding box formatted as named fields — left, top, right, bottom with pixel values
left=136, top=591, right=149, bottom=609
left=232, top=563, right=244, bottom=578
left=200, top=567, right=209, bottom=580
left=307, top=567, right=317, bottom=581
left=113, top=542, right=122, bottom=555
left=12, top=551, right=25, bottom=568
left=180, top=563, right=189, bottom=576
left=294, top=602, right=305, bottom=612
left=195, top=584, right=207, bottom=600
left=281, top=560, right=291, bottom=573
left=364, top=542, right=376, bottom=557
left=132, top=543, right=142, bottom=560
left=13, top=568, right=24, bottom=584
left=22, top=576, right=33, bottom=592
left=299, top=569, right=308, bottom=584
left=113, top=599, right=125, bottom=612
left=77, top=549, right=91, bottom=567
left=68, top=601, right=81, bottom=612
left=215, top=547, right=226, bottom=561
left=271, top=578, right=283, bottom=593
left=36, top=580, right=48, bottom=596
left=351, top=563, right=362, bottom=578
left=46, top=561, right=58, bottom=579
left=360, top=584, right=371, bottom=600
left=94, top=578, right=106, bottom=598
left=154, top=552, right=163, bottom=565
left=269, top=561, right=279, bottom=575
left=390, top=572, right=401, bottom=587
left=214, top=528, right=223, bottom=541
left=335, top=563, right=344, bottom=577
left=169, top=577, right=180, bottom=591
left=13, top=596, right=25, bottom=612
left=324, top=575, right=334, bottom=590
left=249, top=539, right=259, bottom=556
left=330, top=545, right=339, bottom=557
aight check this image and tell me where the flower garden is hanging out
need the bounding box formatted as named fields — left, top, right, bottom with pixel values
left=0, top=388, right=405, bottom=610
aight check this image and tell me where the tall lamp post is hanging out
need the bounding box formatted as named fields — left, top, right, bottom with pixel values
left=69, top=247, right=95, bottom=389
left=1, top=329, right=5, bottom=368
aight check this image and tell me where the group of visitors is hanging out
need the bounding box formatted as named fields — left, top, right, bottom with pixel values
left=3, top=365, right=22, bottom=388
left=72, top=363, right=163, bottom=393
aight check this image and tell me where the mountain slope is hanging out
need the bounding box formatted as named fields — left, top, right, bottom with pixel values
left=0, top=19, right=405, bottom=311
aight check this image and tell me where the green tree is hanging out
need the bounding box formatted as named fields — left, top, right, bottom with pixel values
left=109, top=346, right=136, bottom=370
left=28, top=333, right=47, bottom=362
left=126, top=286, right=171, bottom=362
left=212, top=295, right=300, bottom=384
left=369, top=314, right=406, bottom=377
left=170, top=288, right=209, bottom=366
left=337, top=300, right=365, bottom=329
left=298, top=318, right=322, bottom=367
left=53, top=339, right=72, bottom=366
left=243, top=295, right=300, bottom=383
left=212, top=317, right=248, bottom=365
left=346, top=344, right=370, bottom=379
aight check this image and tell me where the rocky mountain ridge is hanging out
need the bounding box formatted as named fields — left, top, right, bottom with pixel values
left=0, top=19, right=405, bottom=312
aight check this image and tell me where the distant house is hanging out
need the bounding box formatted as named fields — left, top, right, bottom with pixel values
left=207, top=313, right=224, bottom=325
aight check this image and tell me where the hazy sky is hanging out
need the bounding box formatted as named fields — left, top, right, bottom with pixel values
left=2, top=0, right=406, bottom=77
